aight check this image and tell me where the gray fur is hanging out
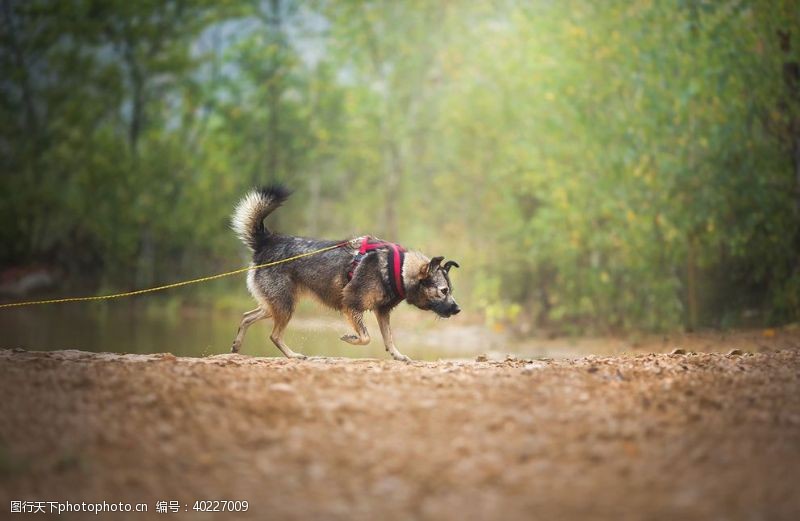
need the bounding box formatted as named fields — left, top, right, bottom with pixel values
left=230, top=185, right=460, bottom=361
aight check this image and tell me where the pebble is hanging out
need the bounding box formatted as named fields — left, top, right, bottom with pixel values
left=269, top=383, right=294, bottom=393
left=521, top=363, right=545, bottom=374
left=670, top=348, right=686, bottom=355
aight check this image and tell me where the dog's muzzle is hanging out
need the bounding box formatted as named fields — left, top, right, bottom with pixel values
left=433, top=302, right=461, bottom=318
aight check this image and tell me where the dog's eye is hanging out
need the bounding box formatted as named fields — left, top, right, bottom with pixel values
left=439, top=287, right=449, bottom=296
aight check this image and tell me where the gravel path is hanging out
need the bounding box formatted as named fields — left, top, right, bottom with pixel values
left=1, top=348, right=799, bottom=520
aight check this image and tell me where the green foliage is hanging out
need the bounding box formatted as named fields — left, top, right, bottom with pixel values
left=1, top=0, right=798, bottom=332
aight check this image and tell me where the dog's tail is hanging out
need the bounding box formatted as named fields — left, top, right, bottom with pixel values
left=231, top=184, right=292, bottom=252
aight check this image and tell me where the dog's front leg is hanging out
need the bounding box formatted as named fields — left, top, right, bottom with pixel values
left=375, top=309, right=411, bottom=362
left=340, top=308, right=371, bottom=345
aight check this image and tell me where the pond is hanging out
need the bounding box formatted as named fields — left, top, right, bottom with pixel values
left=0, top=302, right=645, bottom=360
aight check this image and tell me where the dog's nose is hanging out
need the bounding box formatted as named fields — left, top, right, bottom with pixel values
left=452, top=306, right=461, bottom=315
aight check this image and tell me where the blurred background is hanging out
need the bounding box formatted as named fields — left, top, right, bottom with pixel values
left=1, top=0, right=799, bottom=357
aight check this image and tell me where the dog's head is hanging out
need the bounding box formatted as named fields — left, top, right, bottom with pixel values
left=405, top=256, right=461, bottom=318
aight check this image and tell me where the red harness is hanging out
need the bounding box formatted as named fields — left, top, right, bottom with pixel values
left=348, top=236, right=406, bottom=299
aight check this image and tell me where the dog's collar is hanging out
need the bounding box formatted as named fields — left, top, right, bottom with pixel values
left=348, top=236, right=406, bottom=300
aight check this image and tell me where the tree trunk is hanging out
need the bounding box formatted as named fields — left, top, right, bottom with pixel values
left=136, top=228, right=156, bottom=289
left=795, top=135, right=800, bottom=213
left=1, top=0, right=37, bottom=140
left=123, top=33, right=144, bottom=159
left=121, top=31, right=152, bottom=287
left=266, top=0, right=283, bottom=179
left=2, top=0, right=41, bottom=257
left=308, top=171, right=320, bottom=236
left=779, top=30, right=800, bottom=275
left=384, top=141, right=402, bottom=240
left=686, top=235, right=699, bottom=331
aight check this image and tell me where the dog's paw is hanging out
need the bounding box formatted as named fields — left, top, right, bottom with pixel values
left=340, top=334, right=369, bottom=346
left=392, top=354, right=412, bottom=363
left=230, top=343, right=240, bottom=354
left=285, top=352, right=307, bottom=360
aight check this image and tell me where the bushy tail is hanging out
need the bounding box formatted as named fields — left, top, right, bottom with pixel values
left=231, top=184, right=292, bottom=252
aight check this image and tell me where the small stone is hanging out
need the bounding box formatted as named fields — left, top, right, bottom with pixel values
left=269, top=383, right=294, bottom=393
left=727, top=349, right=743, bottom=356
left=520, top=363, right=543, bottom=374
left=670, top=348, right=686, bottom=355
left=504, top=354, right=517, bottom=362
left=475, top=354, right=488, bottom=362
left=587, top=365, right=599, bottom=373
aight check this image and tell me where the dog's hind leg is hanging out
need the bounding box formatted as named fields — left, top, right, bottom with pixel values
left=269, top=306, right=306, bottom=359
left=340, top=309, right=371, bottom=345
left=375, top=309, right=411, bottom=362
left=231, top=307, right=270, bottom=353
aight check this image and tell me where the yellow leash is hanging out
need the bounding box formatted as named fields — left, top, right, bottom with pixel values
left=0, top=242, right=349, bottom=309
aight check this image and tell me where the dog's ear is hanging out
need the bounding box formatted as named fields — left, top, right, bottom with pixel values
left=419, top=256, right=444, bottom=278
left=443, top=260, right=460, bottom=273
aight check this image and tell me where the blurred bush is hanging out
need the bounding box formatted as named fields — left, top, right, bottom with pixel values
left=1, top=0, right=798, bottom=332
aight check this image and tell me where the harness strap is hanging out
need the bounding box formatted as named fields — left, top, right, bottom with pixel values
left=348, top=236, right=406, bottom=299
left=387, top=243, right=406, bottom=299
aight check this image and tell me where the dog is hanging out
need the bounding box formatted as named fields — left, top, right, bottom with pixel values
left=229, top=185, right=460, bottom=361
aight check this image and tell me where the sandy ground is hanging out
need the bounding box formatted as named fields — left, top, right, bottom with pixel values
left=1, top=345, right=799, bottom=520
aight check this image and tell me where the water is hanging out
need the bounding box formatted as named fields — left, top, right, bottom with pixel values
left=0, top=302, right=650, bottom=360
left=0, top=303, right=497, bottom=360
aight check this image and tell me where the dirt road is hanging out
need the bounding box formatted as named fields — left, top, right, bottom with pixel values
left=1, top=347, right=799, bottom=520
